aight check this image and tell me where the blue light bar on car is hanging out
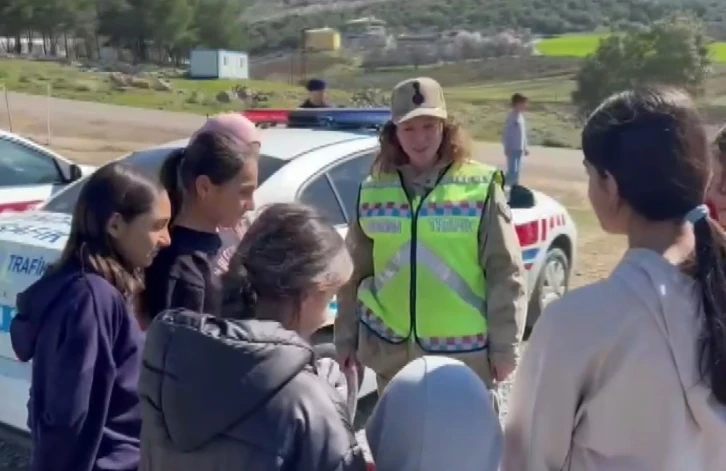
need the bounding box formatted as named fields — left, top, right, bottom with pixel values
left=242, top=108, right=391, bottom=131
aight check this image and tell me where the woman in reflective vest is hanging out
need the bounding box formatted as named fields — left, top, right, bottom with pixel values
left=335, top=76, right=528, bottom=395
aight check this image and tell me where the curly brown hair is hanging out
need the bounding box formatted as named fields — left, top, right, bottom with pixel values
left=711, top=125, right=726, bottom=199
left=715, top=125, right=726, bottom=165
left=371, top=117, right=473, bottom=174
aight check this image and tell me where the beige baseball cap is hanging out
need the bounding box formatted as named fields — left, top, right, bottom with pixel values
left=391, top=77, right=448, bottom=124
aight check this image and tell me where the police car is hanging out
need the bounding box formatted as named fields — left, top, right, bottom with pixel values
left=0, top=129, right=95, bottom=214
left=0, top=109, right=577, bottom=440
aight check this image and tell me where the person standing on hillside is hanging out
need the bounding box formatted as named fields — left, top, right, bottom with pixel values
left=502, top=93, right=529, bottom=186
left=300, top=78, right=333, bottom=108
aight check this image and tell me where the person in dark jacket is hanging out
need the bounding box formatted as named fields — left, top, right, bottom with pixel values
left=139, top=203, right=368, bottom=471
left=300, top=78, right=332, bottom=108
left=143, top=113, right=260, bottom=322
left=9, top=162, right=172, bottom=471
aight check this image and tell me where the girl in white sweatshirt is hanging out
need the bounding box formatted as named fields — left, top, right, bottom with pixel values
left=503, top=87, right=726, bottom=471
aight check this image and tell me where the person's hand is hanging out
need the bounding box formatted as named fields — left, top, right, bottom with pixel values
left=317, top=357, right=348, bottom=396
left=524, top=149, right=530, bottom=156
left=321, top=353, right=360, bottom=420
left=491, top=358, right=516, bottom=382
left=336, top=346, right=360, bottom=372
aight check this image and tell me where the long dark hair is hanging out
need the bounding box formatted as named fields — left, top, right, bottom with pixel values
left=714, top=124, right=726, bottom=170
left=48, top=162, right=165, bottom=300
left=159, top=130, right=251, bottom=222
left=220, top=203, right=351, bottom=326
left=582, top=87, right=726, bottom=404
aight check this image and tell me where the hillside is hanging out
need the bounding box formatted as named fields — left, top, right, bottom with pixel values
left=240, top=0, right=726, bottom=54
left=241, top=0, right=395, bottom=21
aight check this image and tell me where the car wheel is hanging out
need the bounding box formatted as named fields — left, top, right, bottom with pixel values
left=524, top=246, right=570, bottom=338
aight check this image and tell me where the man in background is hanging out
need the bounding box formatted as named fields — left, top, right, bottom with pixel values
left=299, top=78, right=332, bottom=108
left=502, top=93, right=529, bottom=187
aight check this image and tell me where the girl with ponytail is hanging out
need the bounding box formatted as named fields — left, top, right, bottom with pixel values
left=503, top=88, right=726, bottom=471
left=143, top=113, right=260, bottom=321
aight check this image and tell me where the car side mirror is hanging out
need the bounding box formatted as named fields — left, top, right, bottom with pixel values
left=68, top=164, right=83, bottom=182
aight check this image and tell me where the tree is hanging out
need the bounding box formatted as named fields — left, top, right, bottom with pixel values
left=0, top=0, right=34, bottom=53
left=572, top=15, right=712, bottom=116
left=146, top=0, right=194, bottom=62
left=193, top=0, right=244, bottom=50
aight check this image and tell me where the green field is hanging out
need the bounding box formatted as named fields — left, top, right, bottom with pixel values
left=538, top=34, right=726, bottom=63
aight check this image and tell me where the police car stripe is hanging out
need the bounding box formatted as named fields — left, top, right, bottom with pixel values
left=0, top=200, right=43, bottom=213
left=520, top=213, right=567, bottom=270
left=522, top=244, right=540, bottom=271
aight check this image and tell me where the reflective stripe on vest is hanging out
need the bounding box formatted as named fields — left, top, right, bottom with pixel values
left=356, top=161, right=499, bottom=353
left=360, top=173, right=493, bottom=190
left=361, top=241, right=484, bottom=312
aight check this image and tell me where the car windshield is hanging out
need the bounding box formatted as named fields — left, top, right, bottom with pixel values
left=42, top=147, right=287, bottom=215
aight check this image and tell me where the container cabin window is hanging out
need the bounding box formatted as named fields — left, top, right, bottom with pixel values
left=223, top=56, right=228, bottom=66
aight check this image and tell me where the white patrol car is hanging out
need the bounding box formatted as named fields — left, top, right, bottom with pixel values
left=0, top=130, right=95, bottom=214
left=0, top=109, right=577, bottom=441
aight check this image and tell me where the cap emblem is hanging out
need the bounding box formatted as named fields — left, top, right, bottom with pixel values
left=412, top=81, right=425, bottom=105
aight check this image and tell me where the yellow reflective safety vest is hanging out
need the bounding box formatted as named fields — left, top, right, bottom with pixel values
left=356, top=160, right=502, bottom=353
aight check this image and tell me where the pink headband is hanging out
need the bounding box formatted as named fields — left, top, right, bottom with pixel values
left=192, top=113, right=260, bottom=151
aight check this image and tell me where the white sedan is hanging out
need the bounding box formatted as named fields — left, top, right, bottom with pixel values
left=0, top=109, right=577, bottom=440
left=0, top=130, right=95, bottom=213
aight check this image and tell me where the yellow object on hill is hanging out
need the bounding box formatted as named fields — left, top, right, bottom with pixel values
left=304, top=28, right=341, bottom=52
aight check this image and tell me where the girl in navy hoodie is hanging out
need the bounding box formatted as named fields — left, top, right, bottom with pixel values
left=10, top=161, right=172, bottom=471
